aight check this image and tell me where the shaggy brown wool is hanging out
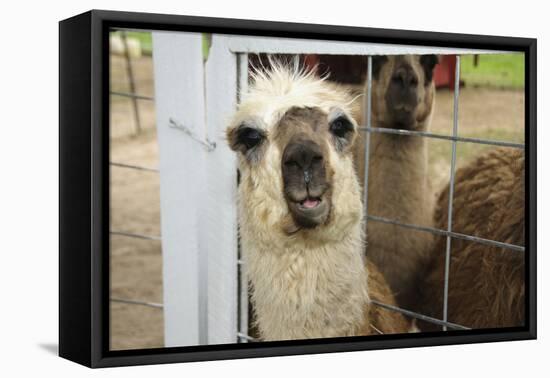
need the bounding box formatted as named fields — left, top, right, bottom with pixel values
left=363, top=260, right=416, bottom=335
left=416, top=148, right=525, bottom=330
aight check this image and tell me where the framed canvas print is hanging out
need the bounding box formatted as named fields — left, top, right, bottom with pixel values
left=59, top=10, right=536, bottom=368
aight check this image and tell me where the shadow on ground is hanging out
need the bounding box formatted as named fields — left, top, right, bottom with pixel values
left=38, top=343, right=58, bottom=356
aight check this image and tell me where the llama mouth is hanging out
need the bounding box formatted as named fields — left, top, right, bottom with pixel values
left=392, top=111, right=416, bottom=130
left=287, top=195, right=329, bottom=229
left=299, top=197, right=321, bottom=209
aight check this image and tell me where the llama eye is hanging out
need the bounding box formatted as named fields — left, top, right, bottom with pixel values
left=330, top=117, right=353, bottom=138
left=238, top=127, right=263, bottom=149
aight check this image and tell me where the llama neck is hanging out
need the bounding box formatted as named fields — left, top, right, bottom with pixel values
left=241, top=223, right=369, bottom=341
left=367, top=123, right=430, bottom=223
left=365, top=120, right=434, bottom=303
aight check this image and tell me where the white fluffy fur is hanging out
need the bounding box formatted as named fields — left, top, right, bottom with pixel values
left=230, top=65, right=370, bottom=340
left=231, top=65, right=358, bottom=136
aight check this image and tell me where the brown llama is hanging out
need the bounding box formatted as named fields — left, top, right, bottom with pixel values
left=417, top=147, right=525, bottom=330
left=353, top=54, right=439, bottom=309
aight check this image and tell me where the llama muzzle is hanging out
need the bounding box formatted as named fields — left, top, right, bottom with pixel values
left=282, top=138, right=331, bottom=228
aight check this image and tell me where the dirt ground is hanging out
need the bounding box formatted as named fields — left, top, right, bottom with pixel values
left=110, top=55, right=163, bottom=350
left=109, top=55, right=525, bottom=350
left=110, top=129, right=163, bottom=351
left=428, top=87, right=524, bottom=191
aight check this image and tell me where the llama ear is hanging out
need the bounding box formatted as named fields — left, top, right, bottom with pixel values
left=371, top=55, right=388, bottom=79
left=419, top=54, right=439, bottom=84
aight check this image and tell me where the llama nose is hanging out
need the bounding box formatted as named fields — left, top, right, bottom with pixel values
left=283, top=140, right=323, bottom=172
left=392, top=66, right=418, bottom=89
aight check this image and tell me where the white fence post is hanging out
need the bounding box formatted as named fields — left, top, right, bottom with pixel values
left=152, top=31, right=209, bottom=347
left=203, top=35, right=239, bottom=344
left=153, top=32, right=239, bottom=347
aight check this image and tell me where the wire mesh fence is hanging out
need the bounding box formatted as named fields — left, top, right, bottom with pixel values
left=110, top=31, right=156, bottom=138
left=358, top=55, right=525, bottom=334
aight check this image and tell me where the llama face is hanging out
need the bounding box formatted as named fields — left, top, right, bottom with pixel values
left=371, top=55, right=438, bottom=130
left=226, top=67, right=362, bottom=239
left=276, top=106, right=357, bottom=229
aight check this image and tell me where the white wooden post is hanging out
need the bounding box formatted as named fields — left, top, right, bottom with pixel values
left=203, top=35, right=239, bottom=344
left=152, top=31, right=209, bottom=347
left=153, top=32, right=240, bottom=347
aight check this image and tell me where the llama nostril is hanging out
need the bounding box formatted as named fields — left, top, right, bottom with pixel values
left=284, top=160, right=298, bottom=168
left=392, top=67, right=418, bottom=89
left=392, top=74, right=404, bottom=86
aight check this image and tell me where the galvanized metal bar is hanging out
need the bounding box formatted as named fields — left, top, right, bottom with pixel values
left=110, top=91, right=155, bottom=101
left=293, top=54, right=300, bottom=68
left=110, top=161, right=159, bottom=172
left=110, top=297, right=164, bottom=309
left=236, top=52, right=250, bottom=343
left=370, top=300, right=470, bottom=331
left=370, top=324, right=384, bottom=335
left=359, top=126, right=524, bottom=149
left=110, top=230, right=161, bottom=241
left=237, top=332, right=259, bottom=342
left=121, top=31, right=142, bottom=134
left=363, top=56, right=373, bottom=230
left=442, top=55, right=461, bottom=331
left=225, top=37, right=513, bottom=55
left=366, top=214, right=524, bottom=252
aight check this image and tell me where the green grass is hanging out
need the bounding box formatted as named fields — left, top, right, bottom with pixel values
left=111, top=31, right=153, bottom=55
left=461, top=53, right=525, bottom=89
left=111, top=31, right=212, bottom=60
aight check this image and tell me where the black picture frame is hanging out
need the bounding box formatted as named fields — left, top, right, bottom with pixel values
left=59, top=9, right=537, bottom=368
